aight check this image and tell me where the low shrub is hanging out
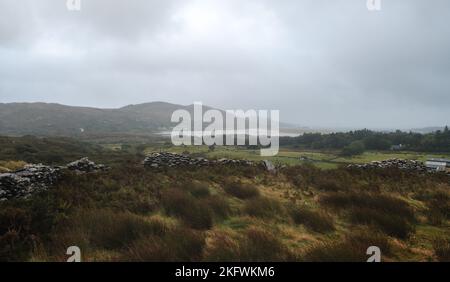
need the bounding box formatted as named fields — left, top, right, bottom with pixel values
left=189, top=183, right=211, bottom=198
left=161, top=189, right=213, bottom=230
left=74, top=209, right=167, bottom=250
left=319, top=192, right=415, bottom=222
left=202, top=195, right=231, bottom=220
left=239, top=227, right=292, bottom=261
left=302, top=229, right=390, bottom=262
left=122, top=228, right=205, bottom=261
left=432, top=238, right=450, bottom=262
left=290, top=206, right=335, bottom=233
left=0, top=160, right=27, bottom=171
left=315, top=179, right=343, bottom=192
left=319, top=191, right=416, bottom=238
left=244, top=197, right=285, bottom=219
left=348, top=207, right=415, bottom=239
left=415, top=189, right=450, bottom=226
left=224, top=182, right=260, bottom=199
left=203, top=230, right=241, bottom=261
left=0, top=207, right=32, bottom=261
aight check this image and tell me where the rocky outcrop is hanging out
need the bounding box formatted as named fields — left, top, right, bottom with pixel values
left=0, top=158, right=108, bottom=201
left=347, top=159, right=427, bottom=172
left=143, top=152, right=254, bottom=168
left=262, top=160, right=277, bottom=173
left=66, top=157, right=108, bottom=173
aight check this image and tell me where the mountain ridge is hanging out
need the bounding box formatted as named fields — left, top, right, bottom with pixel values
left=0, top=101, right=293, bottom=137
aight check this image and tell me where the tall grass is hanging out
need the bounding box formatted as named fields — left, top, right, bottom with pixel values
left=302, top=229, right=391, bottom=262
left=239, top=227, right=293, bottom=261
left=432, top=238, right=450, bottom=262
left=122, top=228, right=205, bottom=261
left=244, top=197, right=285, bottom=219
left=224, top=182, right=260, bottom=199
left=290, top=206, right=335, bottom=233
left=348, top=207, right=414, bottom=239
left=161, top=188, right=213, bottom=230
left=319, top=191, right=415, bottom=238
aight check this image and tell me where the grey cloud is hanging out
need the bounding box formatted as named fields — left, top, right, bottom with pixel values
left=0, top=0, right=449, bottom=129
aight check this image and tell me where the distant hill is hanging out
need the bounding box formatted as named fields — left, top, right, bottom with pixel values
left=0, top=102, right=199, bottom=137
left=0, top=102, right=294, bottom=138
left=409, top=126, right=446, bottom=134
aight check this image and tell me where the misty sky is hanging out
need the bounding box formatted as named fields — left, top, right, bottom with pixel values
left=0, top=0, right=449, bottom=129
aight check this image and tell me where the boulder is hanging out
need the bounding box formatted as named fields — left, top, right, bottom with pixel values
left=262, top=160, right=277, bottom=173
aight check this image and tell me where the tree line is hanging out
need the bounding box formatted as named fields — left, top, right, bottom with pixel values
left=280, top=127, right=450, bottom=155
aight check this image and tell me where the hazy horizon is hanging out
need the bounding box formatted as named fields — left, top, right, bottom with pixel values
left=1, top=0, right=450, bottom=129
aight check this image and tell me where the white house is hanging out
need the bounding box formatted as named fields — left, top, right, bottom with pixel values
left=425, top=158, right=450, bottom=172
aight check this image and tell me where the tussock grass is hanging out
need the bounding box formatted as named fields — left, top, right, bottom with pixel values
left=161, top=188, right=213, bottom=230
left=0, top=160, right=27, bottom=172
left=189, top=183, right=211, bottom=198
left=63, top=209, right=168, bottom=250
left=348, top=207, right=415, bottom=239
left=122, top=228, right=205, bottom=262
left=239, top=227, right=294, bottom=261
left=224, top=182, right=260, bottom=199
left=244, top=197, right=285, bottom=219
left=432, top=237, right=450, bottom=262
left=290, top=206, right=335, bottom=233
left=302, top=229, right=391, bottom=262
left=319, top=191, right=416, bottom=238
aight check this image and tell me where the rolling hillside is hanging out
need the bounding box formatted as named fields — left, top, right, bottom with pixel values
left=0, top=102, right=193, bottom=136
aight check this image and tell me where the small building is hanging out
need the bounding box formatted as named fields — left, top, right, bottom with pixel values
left=425, top=158, right=450, bottom=172
left=390, top=144, right=404, bottom=151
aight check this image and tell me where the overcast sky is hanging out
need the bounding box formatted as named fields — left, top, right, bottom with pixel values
left=0, top=0, right=449, bottom=129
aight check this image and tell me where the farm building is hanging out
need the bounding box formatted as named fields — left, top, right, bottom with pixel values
left=390, top=144, right=404, bottom=151
left=425, top=158, right=450, bottom=172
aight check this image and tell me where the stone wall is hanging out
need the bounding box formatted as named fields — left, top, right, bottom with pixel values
left=0, top=158, right=107, bottom=201
left=143, top=152, right=254, bottom=168
left=347, top=159, right=427, bottom=172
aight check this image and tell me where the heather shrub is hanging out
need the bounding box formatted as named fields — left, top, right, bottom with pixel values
left=432, top=238, right=450, bottom=262
left=189, top=183, right=211, bottom=198
left=315, top=179, right=343, bottom=192
left=0, top=207, right=32, bottom=261
left=203, top=230, right=241, bottom=261
left=290, top=206, right=335, bottom=233
left=320, top=192, right=414, bottom=220
left=202, top=195, right=231, bottom=220
left=161, top=188, right=213, bottom=230
left=319, top=191, right=416, bottom=236
left=74, top=209, right=166, bottom=249
left=239, top=227, right=292, bottom=261
left=0, top=160, right=27, bottom=171
left=302, top=229, right=390, bottom=262
left=224, top=182, right=260, bottom=199
left=415, top=189, right=450, bottom=225
left=244, top=197, right=285, bottom=219
left=348, top=207, right=414, bottom=239
left=122, top=228, right=205, bottom=261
